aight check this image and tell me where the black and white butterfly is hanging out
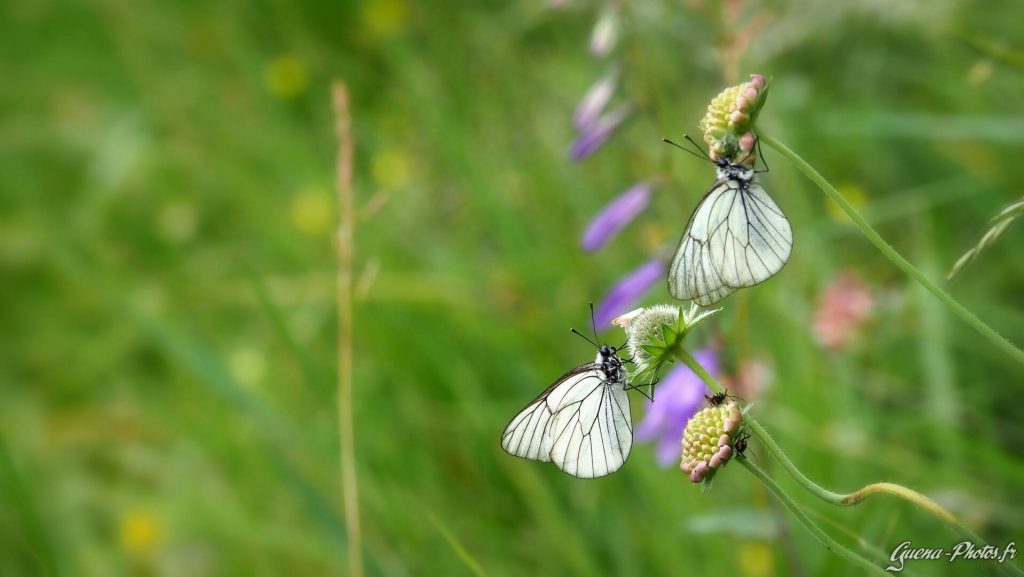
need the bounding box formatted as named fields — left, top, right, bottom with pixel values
left=500, top=314, right=644, bottom=479
left=665, top=137, right=792, bottom=306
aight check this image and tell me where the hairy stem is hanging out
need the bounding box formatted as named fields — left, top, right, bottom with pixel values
left=738, top=458, right=890, bottom=577
left=759, top=132, right=1024, bottom=369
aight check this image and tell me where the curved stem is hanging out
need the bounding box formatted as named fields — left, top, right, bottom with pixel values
left=759, top=132, right=1024, bottom=369
left=738, top=458, right=890, bottom=577
left=676, top=348, right=1024, bottom=577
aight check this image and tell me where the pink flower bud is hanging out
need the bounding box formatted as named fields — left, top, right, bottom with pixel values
left=744, top=87, right=759, bottom=102
left=709, top=454, right=723, bottom=469
left=717, top=445, right=733, bottom=461
left=735, top=95, right=749, bottom=110
left=749, top=74, right=766, bottom=90
left=717, top=434, right=730, bottom=447
left=729, top=110, right=748, bottom=125
left=691, top=461, right=709, bottom=483
left=739, top=132, right=756, bottom=153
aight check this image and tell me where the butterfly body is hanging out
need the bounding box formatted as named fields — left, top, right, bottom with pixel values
left=501, top=344, right=633, bottom=479
left=668, top=156, right=793, bottom=306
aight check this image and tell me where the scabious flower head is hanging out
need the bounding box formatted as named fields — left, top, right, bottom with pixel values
left=699, top=74, right=770, bottom=163
left=634, top=348, right=719, bottom=467
left=680, top=400, right=743, bottom=484
left=612, top=303, right=720, bottom=384
left=581, top=181, right=653, bottom=252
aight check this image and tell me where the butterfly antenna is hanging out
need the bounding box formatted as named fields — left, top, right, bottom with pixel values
left=683, top=134, right=713, bottom=161
left=569, top=327, right=598, bottom=348
left=663, top=138, right=712, bottom=164
left=588, top=302, right=601, bottom=346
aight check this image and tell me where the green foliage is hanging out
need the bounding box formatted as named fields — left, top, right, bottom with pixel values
left=2, top=0, right=1024, bottom=576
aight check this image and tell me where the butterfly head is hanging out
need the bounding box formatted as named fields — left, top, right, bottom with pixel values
left=715, top=157, right=754, bottom=183
left=596, top=345, right=625, bottom=381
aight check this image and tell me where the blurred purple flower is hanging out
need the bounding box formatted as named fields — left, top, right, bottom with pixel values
left=594, top=257, right=664, bottom=327
left=589, top=7, right=619, bottom=57
left=568, top=104, right=631, bottom=162
left=573, top=71, right=617, bottom=130
left=581, top=181, right=652, bottom=252
left=636, top=348, right=719, bottom=467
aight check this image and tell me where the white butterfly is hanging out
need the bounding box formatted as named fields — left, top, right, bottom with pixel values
left=668, top=156, right=792, bottom=306
left=501, top=343, right=633, bottom=479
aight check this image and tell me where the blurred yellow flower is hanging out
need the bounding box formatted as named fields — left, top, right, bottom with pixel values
left=738, top=541, right=774, bottom=577
left=290, top=187, right=333, bottom=236
left=362, top=0, right=408, bottom=38
left=967, top=59, right=993, bottom=85
left=229, top=347, right=267, bottom=388
left=264, top=56, right=308, bottom=100
left=372, top=148, right=410, bottom=190
left=826, top=183, right=867, bottom=223
left=119, top=509, right=162, bottom=556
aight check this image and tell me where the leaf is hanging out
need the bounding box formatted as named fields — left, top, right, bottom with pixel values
left=641, top=344, right=665, bottom=357
left=660, top=322, right=678, bottom=346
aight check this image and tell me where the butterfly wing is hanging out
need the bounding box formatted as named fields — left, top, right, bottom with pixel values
left=668, top=178, right=792, bottom=305
left=668, top=179, right=739, bottom=305
left=548, top=374, right=632, bottom=478
left=500, top=365, right=597, bottom=462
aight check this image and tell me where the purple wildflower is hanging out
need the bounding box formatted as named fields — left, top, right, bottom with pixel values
left=635, top=348, right=719, bottom=467
left=573, top=70, right=617, bottom=131
left=581, top=181, right=652, bottom=252
left=594, top=257, right=664, bottom=327
left=568, top=104, right=631, bottom=162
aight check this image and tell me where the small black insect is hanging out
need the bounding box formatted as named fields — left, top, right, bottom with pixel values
left=704, top=390, right=743, bottom=406
left=733, top=432, right=751, bottom=458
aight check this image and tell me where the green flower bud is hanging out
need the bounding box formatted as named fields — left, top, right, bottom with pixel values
left=680, top=401, right=743, bottom=484
left=699, top=74, right=771, bottom=162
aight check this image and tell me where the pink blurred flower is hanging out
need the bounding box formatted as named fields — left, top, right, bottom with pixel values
left=722, top=358, right=772, bottom=402
left=812, top=271, right=875, bottom=350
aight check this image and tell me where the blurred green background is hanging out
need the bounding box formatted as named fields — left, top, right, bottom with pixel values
left=2, top=0, right=1023, bottom=575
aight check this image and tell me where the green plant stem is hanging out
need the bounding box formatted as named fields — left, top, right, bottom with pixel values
left=738, top=458, right=890, bottom=577
left=676, top=348, right=1024, bottom=577
left=759, top=132, right=1024, bottom=369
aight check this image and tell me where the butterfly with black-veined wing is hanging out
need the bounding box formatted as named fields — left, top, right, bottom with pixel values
left=500, top=308, right=652, bottom=479
left=664, top=137, right=793, bottom=306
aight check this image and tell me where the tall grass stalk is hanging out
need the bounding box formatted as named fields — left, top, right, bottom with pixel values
left=333, top=81, right=364, bottom=577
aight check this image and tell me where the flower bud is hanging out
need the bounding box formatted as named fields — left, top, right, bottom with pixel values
left=680, top=401, right=743, bottom=484
left=698, top=73, right=771, bottom=162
